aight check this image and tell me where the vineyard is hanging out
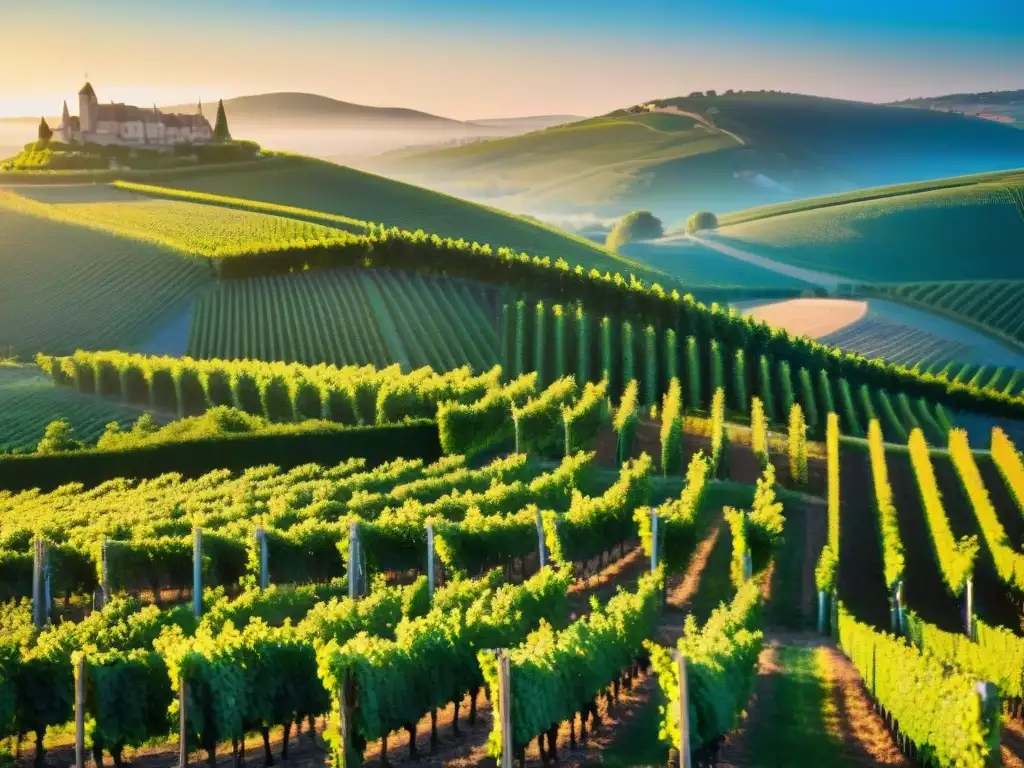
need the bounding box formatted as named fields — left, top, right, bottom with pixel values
left=868, top=280, right=1024, bottom=352
left=149, top=157, right=649, bottom=276
left=1, top=353, right=1023, bottom=766
left=0, top=206, right=209, bottom=358
left=188, top=269, right=499, bottom=372
left=0, top=187, right=354, bottom=259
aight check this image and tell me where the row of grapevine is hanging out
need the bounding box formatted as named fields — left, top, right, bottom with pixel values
left=0, top=450, right=590, bottom=600
left=906, top=429, right=978, bottom=596
left=710, top=388, right=728, bottom=478
left=991, top=427, right=1024, bottom=513
left=837, top=605, right=1000, bottom=767
left=905, top=611, right=1024, bottom=703
left=647, top=579, right=764, bottom=761
left=659, top=378, right=684, bottom=475
left=815, top=413, right=841, bottom=597
left=562, top=379, right=609, bottom=455
left=636, top=451, right=711, bottom=572
left=38, top=350, right=503, bottom=426
left=500, top=300, right=961, bottom=444
left=787, top=403, right=808, bottom=487
left=479, top=570, right=662, bottom=762
left=947, top=429, right=1024, bottom=591
left=867, top=420, right=905, bottom=592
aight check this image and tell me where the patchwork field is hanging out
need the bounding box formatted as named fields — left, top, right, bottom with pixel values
left=713, top=169, right=1024, bottom=283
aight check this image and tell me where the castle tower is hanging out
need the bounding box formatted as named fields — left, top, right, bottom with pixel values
left=78, top=82, right=97, bottom=133
left=60, top=101, right=71, bottom=143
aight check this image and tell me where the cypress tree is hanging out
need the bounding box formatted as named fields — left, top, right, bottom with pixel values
left=733, top=348, right=748, bottom=415
left=600, top=317, right=613, bottom=386
left=686, top=336, right=701, bottom=410
left=576, top=307, right=590, bottom=385
left=621, top=320, right=636, bottom=387
left=514, top=301, right=527, bottom=377
left=553, top=304, right=566, bottom=380
left=500, top=303, right=513, bottom=381
left=213, top=99, right=232, bottom=141
left=664, top=328, right=679, bottom=388
left=758, top=355, right=776, bottom=423
left=534, top=301, right=547, bottom=388
left=643, top=325, right=658, bottom=406
left=37, top=117, right=53, bottom=144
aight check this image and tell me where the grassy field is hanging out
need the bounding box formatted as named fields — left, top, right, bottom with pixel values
left=0, top=365, right=168, bottom=453
left=869, top=280, right=1024, bottom=351
left=152, top=156, right=655, bottom=276
left=189, top=268, right=499, bottom=372
left=0, top=204, right=210, bottom=358
left=713, top=170, right=1024, bottom=283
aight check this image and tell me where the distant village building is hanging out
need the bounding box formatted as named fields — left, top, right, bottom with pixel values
left=58, top=82, right=214, bottom=147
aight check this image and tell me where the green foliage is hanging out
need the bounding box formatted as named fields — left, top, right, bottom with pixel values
left=513, top=377, right=579, bottom=457
left=907, top=428, right=978, bottom=596
left=647, top=580, right=762, bottom=755
left=36, top=419, right=81, bottom=455
left=815, top=545, right=838, bottom=592
left=213, top=99, right=231, bottom=141
left=636, top=451, right=709, bottom=571
left=787, top=403, right=808, bottom=487
left=710, top=388, right=728, bottom=479
left=866, top=420, right=905, bottom=591
left=643, top=325, right=658, bottom=406
left=621, top=320, right=636, bottom=388
left=607, top=210, right=664, bottom=251
left=562, top=379, right=608, bottom=455
left=757, top=355, right=775, bottom=423
left=685, top=337, right=702, bottom=410
left=613, top=380, right=640, bottom=464
left=732, top=348, right=748, bottom=414
left=685, top=211, right=719, bottom=233
left=750, top=396, right=768, bottom=467
left=659, top=378, right=684, bottom=475
left=837, top=606, right=999, bottom=766
left=483, top=570, right=663, bottom=754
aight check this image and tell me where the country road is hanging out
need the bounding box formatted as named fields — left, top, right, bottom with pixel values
left=677, top=233, right=847, bottom=291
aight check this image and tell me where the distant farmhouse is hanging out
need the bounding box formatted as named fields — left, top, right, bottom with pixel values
left=58, top=82, right=213, bottom=147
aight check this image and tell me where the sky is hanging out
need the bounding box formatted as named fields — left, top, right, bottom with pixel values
left=0, top=0, right=1021, bottom=120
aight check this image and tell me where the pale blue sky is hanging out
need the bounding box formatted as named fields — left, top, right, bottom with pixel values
left=0, top=0, right=1020, bottom=119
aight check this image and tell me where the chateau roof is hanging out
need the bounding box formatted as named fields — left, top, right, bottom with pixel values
left=93, top=103, right=213, bottom=130
left=79, top=82, right=96, bottom=97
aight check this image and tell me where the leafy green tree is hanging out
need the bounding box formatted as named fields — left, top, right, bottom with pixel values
left=606, top=211, right=664, bottom=251
left=37, top=118, right=53, bottom=144
left=213, top=99, right=231, bottom=141
left=37, top=419, right=81, bottom=454
left=686, top=211, right=719, bottom=233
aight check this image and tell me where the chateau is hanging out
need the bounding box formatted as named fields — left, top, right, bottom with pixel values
left=58, top=82, right=214, bottom=147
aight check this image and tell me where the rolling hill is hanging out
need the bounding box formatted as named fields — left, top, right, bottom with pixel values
left=364, top=91, right=1024, bottom=220
left=891, top=89, right=1024, bottom=129
left=710, top=168, right=1024, bottom=283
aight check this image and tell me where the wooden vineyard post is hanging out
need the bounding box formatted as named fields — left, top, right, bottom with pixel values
left=75, top=655, right=86, bottom=768
left=965, top=578, right=974, bottom=639
left=336, top=672, right=354, bottom=768
left=348, top=522, right=362, bottom=599
left=495, top=650, right=513, bottom=768
left=192, top=528, right=202, bottom=619
left=535, top=508, right=547, bottom=568
left=817, top=590, right=827, bottom=634
left=179, top=675, right=189, bottom=768
left=256, top=526, right=269, bottom=591
left=426, top=522, right=435, bottom=600
left=650, top=508, right=659, bottom=572
left=675, top=651, right=692, bottom=768
left=895, top=580, right=905, bottom=635
left=32, top=537, right=48, bottom=631
left=513, top=411, right=521, bottom=455
left=743, top=551, right=752, bottom=582
left=100, top=537, right=110, bottom=607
